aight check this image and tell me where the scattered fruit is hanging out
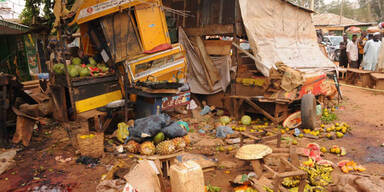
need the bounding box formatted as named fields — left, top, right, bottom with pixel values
left=320, top=147, right=327, bottom=153
left=292, top=140, right=298, bottom=145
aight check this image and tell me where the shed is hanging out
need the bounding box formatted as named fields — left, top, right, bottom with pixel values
left=0, top=19, right=32, bottom=81
left=312, top=13, right=373, bottom=35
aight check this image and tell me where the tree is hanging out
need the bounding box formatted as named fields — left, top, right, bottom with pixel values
left=19, top=0, right=55, bottom=26
left=289, top=0, right=326, bottom=11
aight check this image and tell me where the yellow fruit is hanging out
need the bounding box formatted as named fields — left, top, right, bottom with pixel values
left=331, top=107, right=335, bottom=112
left=218, top=146, right=225, bottom=152
left=250, top=129, right=255, bottom=133
left=341, top=127, right=347, bottom=133
left=225, top=170, right=231, bottom=174
left=335, top=148, right=341, bottom=154
left=326, top=128, right=331, bottom=132
left=336, top=132, right=344, bottom=138
left=227, top=146, right=233, bottom=151
left=281, top=130, right=286, bottom=134
left=336, top=126, right=342, bottom=131
left=321, top=124, right=325, bottom=128
left=292, top=140, right=298, bottom=145
left=298, top=134, right=304, bottom=138
left=326, top=133, right=332, bottom=138
left=285, top=128, right=289, bottom=132
left=264, top=122, right=269, bottom=126
left=303, top=129, right=310, bottom=134
left=320, top=147, right=327, bottom=153
left=335, top=123, right=340, bottom=127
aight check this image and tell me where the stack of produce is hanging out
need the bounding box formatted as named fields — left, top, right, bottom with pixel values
left=53, top=57, right=109, bottom=77
left=124, top=133, right=190, bottom=156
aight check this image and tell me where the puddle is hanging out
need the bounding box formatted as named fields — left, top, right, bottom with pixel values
left=364, top=146, right=384, bottom=163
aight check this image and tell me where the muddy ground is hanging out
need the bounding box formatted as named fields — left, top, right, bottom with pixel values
left=0, top=85, right=384, bottom=192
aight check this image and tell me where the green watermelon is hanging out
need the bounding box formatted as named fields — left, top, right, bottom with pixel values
left=69, top=67, right=79, bottom=77
left=89, top=57, right=97, bottom=65
left=72, top=57, right=82, bottom=65
left=153, top=132, right=165, bottom=145
left=53, top=63, right=64, bottom=75
left=79, top=68, right=90, bottom=77
left=241, top=115, right=252, bottom=125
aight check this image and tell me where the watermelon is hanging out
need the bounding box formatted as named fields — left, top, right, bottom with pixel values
left=153, top=132, right=165, bottom=145
left=220, top=116, right=231, bottom=125
left=241, top=115, right=252, bottom=125
left=89, top=57, right=97, bottom=65
left=72, top=57, right=82, bottom=65
left=69, top=67, right=79, bottom=77
left=79, top=68, right=90, bottom=77
left=53, top=63, right=64, bottom=75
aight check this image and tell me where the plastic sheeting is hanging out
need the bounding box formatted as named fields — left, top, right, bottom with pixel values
left=179, top=27, right=231, bottom=94
left=239, top=0, right=335, bottom=77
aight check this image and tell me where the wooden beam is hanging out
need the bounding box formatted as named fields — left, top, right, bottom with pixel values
left=203, top=40, right=232, bottom=55
left=195, top=36, right=220, bottom=88
left=185, top=24, right=233, bottom=36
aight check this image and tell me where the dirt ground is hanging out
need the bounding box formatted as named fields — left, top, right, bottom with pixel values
left=1, top=85, right=384, bottom=192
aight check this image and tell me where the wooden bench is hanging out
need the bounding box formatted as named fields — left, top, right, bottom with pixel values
left=345, top=68, right=372, bottom=87
left=370, top=73, right=384, bottom=90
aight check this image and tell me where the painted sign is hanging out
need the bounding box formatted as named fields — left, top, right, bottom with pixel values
left=161, top=91, right=190, bottom=110
left=24, top=34, right=39, bottom=74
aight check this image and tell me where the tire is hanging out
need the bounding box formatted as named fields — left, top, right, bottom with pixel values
left=301, top=94, right=316, bottom=130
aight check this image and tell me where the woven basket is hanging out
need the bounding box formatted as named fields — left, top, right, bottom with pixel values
left=68, top=124, right=89, bottom=149
left=77, top=132, right=104, bottom=158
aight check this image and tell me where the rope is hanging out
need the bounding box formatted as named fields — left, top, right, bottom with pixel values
left=340, top=82, right=384, bottom=93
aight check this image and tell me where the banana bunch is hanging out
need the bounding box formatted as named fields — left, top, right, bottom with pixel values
left=288, top=185, right=325, bottom=192
left=300, top=165, right=333, bottom=187
left=282, top=177, right=300, bottom=188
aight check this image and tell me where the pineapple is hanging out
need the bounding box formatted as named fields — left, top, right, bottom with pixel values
left=125, top=140, right=139, bottom=154
left=139, top=141, right=156, bottom=155
left=172, top=137, right=186, bottom=150
left=156, top=140, right=176, bottom=155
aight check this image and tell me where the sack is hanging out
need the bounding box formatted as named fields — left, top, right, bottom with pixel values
left=129, top=114, right=171, bottom=142
left=162, top=122, right=188, bottom=138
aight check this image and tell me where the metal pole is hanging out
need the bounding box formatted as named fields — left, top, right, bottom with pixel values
left=339, top=0, right=344, bottom=25
left=310, top=0, right=315, bottom=11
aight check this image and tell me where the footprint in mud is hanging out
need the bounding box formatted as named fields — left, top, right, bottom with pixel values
left=364, top=146, right=384, bottom=164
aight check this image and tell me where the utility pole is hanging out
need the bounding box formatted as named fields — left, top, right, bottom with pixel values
left=339, top=0, right=344, bottom=25
left=310, top=0, right=315, bottom=11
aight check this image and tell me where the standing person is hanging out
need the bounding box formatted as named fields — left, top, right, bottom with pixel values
left=357, top=31, right=368, bottom=68
left=339, top=42, right=348, bottom=68
left=362, top=32, right=382, bottom=71
left=346, top=34, right=359, bottom=68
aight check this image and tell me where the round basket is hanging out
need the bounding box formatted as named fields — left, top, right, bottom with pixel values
left=77, top=132, right=104, bottom=158
left=235, top=144, right=272, bottom=160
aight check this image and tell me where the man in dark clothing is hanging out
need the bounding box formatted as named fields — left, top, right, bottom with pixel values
left=339, top=35, right=349, bottom=68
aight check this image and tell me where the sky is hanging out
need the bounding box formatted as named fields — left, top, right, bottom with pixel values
left=0, top=0, right=25, bottom=19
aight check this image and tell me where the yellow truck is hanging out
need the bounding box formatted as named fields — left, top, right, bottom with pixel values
left=53, top=0, right=188, bottom=118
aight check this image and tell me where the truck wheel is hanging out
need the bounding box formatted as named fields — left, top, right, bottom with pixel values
left=301, top=94, right=316, bottom=130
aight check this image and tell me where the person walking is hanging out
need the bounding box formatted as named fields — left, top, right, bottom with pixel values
left=357, top=31, right=368, bottom=68
left=346, top=34, right=359, bottom=68
left=363, top=32, right=382, bottom=71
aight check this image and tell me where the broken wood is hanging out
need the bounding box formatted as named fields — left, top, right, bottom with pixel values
left=203, top=40, right=232, bottom=55
left=185, top=24, right=233, bottom=36
left=194, top=36, right=220, bottom=89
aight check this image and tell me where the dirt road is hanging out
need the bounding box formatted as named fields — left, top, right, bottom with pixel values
left=0, top=85, right=383, bottom=191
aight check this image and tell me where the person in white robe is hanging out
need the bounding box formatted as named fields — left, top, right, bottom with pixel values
left=363, top=32, right=382, bottom=71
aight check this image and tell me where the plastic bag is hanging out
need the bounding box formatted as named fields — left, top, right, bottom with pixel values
left=162, top=121, right=188, bottom=138
left=116, top=122, right=130, bottom=143
left=129, top=113, right=171, bottom=142
left=216, top=126, right=234, bottom=138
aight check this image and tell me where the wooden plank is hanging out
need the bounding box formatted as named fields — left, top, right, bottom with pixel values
left=203, top=40, right=232, bottom=55
left=244, top=98, right=275, bottom=122
left=185, top=24, right=233, bottom=36
left=195, top=36, right=220, bottom=87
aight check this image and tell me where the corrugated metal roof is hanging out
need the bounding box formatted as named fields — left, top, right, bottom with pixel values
left=0, top=19, right=29, bottom=35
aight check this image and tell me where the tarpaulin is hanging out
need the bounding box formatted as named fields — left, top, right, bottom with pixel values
left=239, top=0, right=335, bottom=77
left=179, top=27, right=231, bottom=94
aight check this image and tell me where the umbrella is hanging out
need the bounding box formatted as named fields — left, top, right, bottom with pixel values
left=345, top=26, right=361, bottom=34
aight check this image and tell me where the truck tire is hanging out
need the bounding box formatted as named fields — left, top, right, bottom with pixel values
left=301, top=94, right=316, bottom=130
